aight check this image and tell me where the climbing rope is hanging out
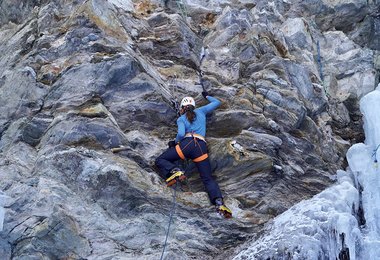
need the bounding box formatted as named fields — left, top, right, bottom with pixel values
left=161, top=0, right=188, bottom=20
left=316, top=40, right=324, bottom=83
left=175, top=0, right=188, bottom=20
left=159, top=1, right=209, bottom=112
left=316, top=40, right=330, bottom=98
left=181, top=159, right=193, bottom=191
left=167, top=45, right=209, bottom=115
left=168, top=75, right=181, bottom=116
left=196, top=46, right=208, bottom=92
left=307, top=19, right=330, bottom=98
left=160, top=182, right=178, bottom=260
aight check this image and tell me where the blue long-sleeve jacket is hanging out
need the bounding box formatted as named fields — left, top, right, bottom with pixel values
left=175, top=96, right=221, bottom=142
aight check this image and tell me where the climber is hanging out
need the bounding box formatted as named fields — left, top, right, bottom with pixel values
left=155, top=92, right=232, bottom=218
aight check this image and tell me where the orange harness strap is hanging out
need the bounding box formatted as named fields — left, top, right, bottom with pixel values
left=193, top=153, right=208, bottom=162
left=175, top=145, right=185, bottom=160
left=175, top=144, right=208, bottom=162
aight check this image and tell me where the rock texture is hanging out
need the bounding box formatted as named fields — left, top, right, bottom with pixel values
left=0, top=0, right=378, bottom=259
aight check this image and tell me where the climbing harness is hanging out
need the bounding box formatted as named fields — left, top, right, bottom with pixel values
left=175, top=145, right=208, bottom=161
left=160, top=182, right=178, bottom=260
left=184, top=133, right=206, bottom=142
left=372, top=144, right=380, bottom=168
left=175, top=133, right=209, bottom=163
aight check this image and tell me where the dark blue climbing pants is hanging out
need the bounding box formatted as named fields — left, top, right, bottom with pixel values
left=155, top=137, right=223, bottom=204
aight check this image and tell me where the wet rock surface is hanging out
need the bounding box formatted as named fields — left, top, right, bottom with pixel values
left=0, top=0, right=378, bottom=259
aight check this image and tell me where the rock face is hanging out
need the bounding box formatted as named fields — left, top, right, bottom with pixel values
left=0, top=0, right=378, bottom=259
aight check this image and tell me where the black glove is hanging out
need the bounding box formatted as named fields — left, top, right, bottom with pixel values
left=168, top=140, right=176, bottom=148
left=202, top=91, right=209, bottom=99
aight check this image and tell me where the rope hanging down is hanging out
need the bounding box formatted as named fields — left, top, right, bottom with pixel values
left=162, top=0, right=188, bottom=20
left=309, top=19, right=330, bottom=98
left=316, top=40, right=330, bottom=98
left=197, top=46, right=208, bottom=92
left=168, top=46, right=208, bottom=116
left=156, top=1, right=207, bottom=114
left=175, top=0, right=188, bottom=20
left=168, top=74, right=187, bottom=116
left=160, top=182, right=178, bottom=260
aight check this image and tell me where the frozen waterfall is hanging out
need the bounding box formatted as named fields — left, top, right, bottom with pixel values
left=234, top=86, right=380, bottom=260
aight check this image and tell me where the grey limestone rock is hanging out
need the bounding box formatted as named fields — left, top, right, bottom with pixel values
left=0, top=0, right=378, bottom=259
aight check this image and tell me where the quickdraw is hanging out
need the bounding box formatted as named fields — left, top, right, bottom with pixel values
left=196, top=46, right=208, bottom=92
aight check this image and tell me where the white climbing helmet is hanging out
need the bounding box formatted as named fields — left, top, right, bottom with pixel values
left=180, top=96, right=195, bottom=108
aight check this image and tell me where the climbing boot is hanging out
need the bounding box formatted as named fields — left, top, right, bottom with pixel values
left=166, top=168, right=186, bottom=187
left=215, top=198, right=232, bottom=219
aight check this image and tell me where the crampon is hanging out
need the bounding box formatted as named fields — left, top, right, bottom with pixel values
left=217, top=205, right=232, bottom=219
left=166, top=170, right=187, bottom=187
